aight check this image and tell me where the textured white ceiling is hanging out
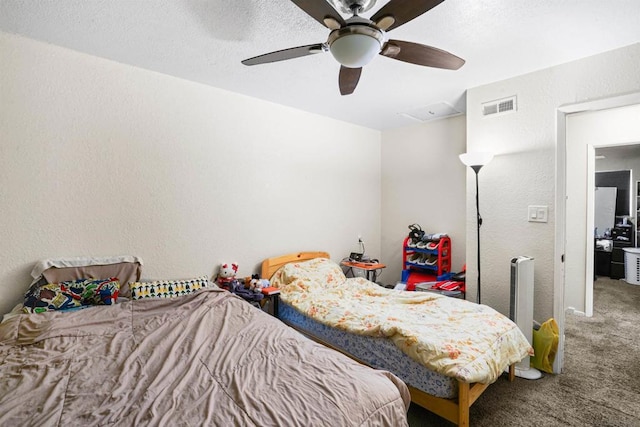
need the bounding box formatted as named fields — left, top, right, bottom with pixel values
left=1, top=0, right=640, bottom=130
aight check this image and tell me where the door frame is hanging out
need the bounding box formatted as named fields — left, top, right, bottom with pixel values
left=555, top=92, right=640, bottom=373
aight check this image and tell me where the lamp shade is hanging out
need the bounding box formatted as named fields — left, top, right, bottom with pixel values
left=459, top=152, right=494, bottom=167
left=328, top=26, right=384, bottom=68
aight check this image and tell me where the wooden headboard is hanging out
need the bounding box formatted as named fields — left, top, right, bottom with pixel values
left=261, top=252, right=330, bottom=279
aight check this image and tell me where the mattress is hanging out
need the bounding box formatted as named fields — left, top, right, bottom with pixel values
left=279, top=301, right=458, bottom=399
left=0, top=289, right=410, bottom=426
left=271, top=257, right=533, bottom=384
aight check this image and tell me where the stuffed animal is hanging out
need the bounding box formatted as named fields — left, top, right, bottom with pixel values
left=216, top=262, right=239, bottom=291
left=244, top=274, right=259, bottom=290
left=250, top=278, right=269, bottom=293
left=244, top=273, right=267, bottom=292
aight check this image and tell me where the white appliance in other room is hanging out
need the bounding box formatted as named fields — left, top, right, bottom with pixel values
left=510, top=256, right=542, bottom=380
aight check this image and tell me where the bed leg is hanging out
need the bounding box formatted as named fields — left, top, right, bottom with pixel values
left=508, top=363, right=516, bottom=382
left=457, top=381, right=470, bottom=427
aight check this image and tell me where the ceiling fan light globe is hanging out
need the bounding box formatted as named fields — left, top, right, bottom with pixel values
left=330, top=33, right=381, bottom=67
left=328, top=24, right=385, bottom=68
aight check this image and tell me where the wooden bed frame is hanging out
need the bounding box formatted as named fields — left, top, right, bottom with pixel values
left=261, top=251, right=516, bottom=427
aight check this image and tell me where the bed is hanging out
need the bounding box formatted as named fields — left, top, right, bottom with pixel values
left=261, top=252, right=533, bottom=427
left=0, top=256, right=410, bottom=426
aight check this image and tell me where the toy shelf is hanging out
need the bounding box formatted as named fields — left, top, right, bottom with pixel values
left=402, top=235, right=452, bottom=281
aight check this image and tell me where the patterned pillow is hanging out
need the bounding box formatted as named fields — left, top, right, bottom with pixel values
left=23, top=278, right=120, bottom=314
left=130, top=276, right=210, bottom=300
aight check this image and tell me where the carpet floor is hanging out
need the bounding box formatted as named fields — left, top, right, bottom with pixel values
left=407, top=276, right=640, bottom=426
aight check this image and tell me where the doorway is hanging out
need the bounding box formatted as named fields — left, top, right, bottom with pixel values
left=555, top=97, right=640, bottom=373
left=592, top=145, right=640, bottom=285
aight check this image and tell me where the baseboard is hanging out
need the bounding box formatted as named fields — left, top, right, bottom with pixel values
left=565, top=307, right=586, bottom=317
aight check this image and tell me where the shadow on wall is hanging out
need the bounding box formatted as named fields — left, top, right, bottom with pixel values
left=474, top=147, right=555, bottom=319
left=3, top=263, right=37, bottom=312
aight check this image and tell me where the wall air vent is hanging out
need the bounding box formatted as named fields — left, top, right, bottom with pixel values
left=482, top=95, right=517, bottom=117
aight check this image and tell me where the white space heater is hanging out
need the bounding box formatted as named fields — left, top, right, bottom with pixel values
left=510, top=256, right=542, bottom=380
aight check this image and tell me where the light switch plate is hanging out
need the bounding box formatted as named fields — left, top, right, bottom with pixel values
left=528, top=205, right=548, bottom=223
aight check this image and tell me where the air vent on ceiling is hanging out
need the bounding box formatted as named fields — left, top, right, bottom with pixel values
left=482, top=95, right=517, bottom=117
left=400, top=102, right=463, bottom=123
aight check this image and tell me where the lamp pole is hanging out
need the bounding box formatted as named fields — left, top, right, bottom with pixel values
left=459, top=152, right=493, bottom=305
left=472, top=165, right=483, bottom=304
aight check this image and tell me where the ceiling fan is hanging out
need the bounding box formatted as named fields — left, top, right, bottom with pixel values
left=241, top=0, right=465, bottom=95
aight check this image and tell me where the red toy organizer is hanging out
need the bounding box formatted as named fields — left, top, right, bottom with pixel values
left=402, top=235, right=452, bottom=284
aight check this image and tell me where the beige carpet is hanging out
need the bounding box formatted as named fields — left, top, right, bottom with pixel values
left=407, top=276, right=640, bottom=426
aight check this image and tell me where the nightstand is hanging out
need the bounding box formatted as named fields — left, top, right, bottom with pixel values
left=259, top=289, right=280, bottom=318
left=340, top=261, right=386, bottom=282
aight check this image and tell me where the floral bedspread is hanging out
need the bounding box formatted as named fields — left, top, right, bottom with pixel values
left=271, top=258, right=533, bottom=384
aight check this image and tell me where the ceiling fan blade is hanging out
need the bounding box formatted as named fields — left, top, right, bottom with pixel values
left=380, top=39, right=465, bottom=70
left=371, top=0, right=444, bottom=32
left=339, top=66, right=362, bottom=95
left=242, top=43, right=327, bottom=66
left=289, top=0, right=346, bottom=29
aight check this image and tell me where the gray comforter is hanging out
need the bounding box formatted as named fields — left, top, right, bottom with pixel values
left=0, top=288, right=409, bottom=426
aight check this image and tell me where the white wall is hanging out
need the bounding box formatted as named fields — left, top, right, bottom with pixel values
left=380, top=115, right=467, bottom=285
left=595, top=152, right=640, bottom=183
left=0, top=32, right=382, bottom=315
left=565, top=105, right=640, bottom=311
left=465, top=43, right=640, bottom=319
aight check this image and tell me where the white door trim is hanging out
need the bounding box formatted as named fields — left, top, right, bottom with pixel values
left=585, top=145, right=595, bottom=318
left=554, top=109, right=567, bottom=373
left=555, top=91, right=640, bottom=373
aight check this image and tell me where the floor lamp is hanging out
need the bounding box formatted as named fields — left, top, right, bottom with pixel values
left=459, top=152, right=494, bottom=304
